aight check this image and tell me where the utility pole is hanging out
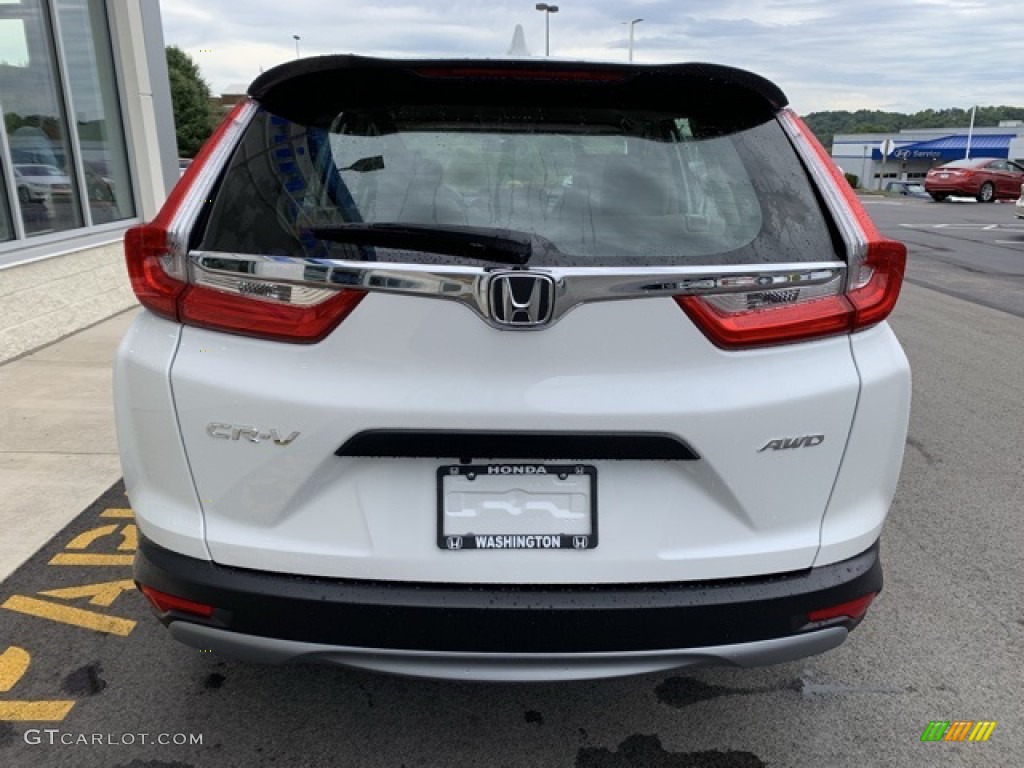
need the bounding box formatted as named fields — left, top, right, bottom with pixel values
left=965, top=105, right=976, bottom=159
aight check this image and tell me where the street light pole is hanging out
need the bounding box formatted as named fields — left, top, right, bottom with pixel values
left=293, top=35, right=301, bottom=59
left=535, top=4, right=559, bottom=57
left=624, top=18, right=643, bottom=62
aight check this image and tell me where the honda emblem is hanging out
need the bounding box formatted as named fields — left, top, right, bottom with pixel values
left=489, top=273, right=555, bottom=327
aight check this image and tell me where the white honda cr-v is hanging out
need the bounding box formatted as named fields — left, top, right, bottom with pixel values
left=116, top=56, right=910, bottom=682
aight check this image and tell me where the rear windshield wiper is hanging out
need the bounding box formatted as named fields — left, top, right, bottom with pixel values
left=308, top=223, right=556, bottom=265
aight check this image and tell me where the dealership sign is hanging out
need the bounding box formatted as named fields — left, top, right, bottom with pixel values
left=872, top=145, right=944, bottom=161
left=892, top=148, right=943, bottom=160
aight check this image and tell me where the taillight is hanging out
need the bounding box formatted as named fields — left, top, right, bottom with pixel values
left=847, top=239, right=905, bottom=328
left=179, top=285, right=364, bottom=344
left=124, top=100, right=365, bottom=343
left=123, top=224, right=187, bottom=321
left=678, top=111, right=906, bottom=349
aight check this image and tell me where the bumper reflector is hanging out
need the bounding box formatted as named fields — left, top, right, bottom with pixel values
left=807, top=592, right=876, bottom=623
left=140, top=585, right=215, bottom=618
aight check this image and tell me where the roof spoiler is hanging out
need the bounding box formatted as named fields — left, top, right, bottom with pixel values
left=248, top=55, right=789, bottom=129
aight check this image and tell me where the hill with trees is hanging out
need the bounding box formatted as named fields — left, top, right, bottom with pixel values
left=803, top=107, right=1024, bottom=151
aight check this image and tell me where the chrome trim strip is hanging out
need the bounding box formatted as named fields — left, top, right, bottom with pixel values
left=191, top=251, right=845, bottom=330
left=778, top=109, right=866, bottom=288
left=170, top=622, right=847, bottom=682
left=0, top=83, right=27, bottom=242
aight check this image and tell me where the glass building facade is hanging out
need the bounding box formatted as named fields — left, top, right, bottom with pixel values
left=0, top=0, right=135, bottom=252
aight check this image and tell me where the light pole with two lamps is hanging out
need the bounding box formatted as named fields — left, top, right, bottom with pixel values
left=535, top=4, right=558, bottom=57
left=624, top=18, right=643, bottom=62
left=292, top=35, right=301, bottom=59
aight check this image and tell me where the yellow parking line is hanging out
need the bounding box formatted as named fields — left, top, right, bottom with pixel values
left=65, top=524, right=119, bottom=550
left=100, top=508, right=135, bottom=519
left=49, top=553, right=134, bottom=566
left=118, top=524, right=139, bottom=552
left=1, top=596, right=136, bottom=636
left=0, top=646, right=30, bottom=693
left=38, top=580, right=137, bottom=608
left=0, top=701, right=75, bottom=722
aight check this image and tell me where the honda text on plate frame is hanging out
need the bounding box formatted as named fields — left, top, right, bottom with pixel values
left=116, top=56, right=910, bottom=682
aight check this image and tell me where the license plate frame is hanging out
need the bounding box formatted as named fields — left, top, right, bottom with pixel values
left=437, top=463, right=597, bottom=551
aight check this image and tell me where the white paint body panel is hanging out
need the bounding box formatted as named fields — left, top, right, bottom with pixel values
left=113, top=312, right=209, bottom=560
left=815, top=323, right=911, bottom=566
left=113, top=291, right=910, bottom=584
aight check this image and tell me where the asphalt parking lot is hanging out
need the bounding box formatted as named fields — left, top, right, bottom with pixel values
left=0, top=197, right=1021, bottom=767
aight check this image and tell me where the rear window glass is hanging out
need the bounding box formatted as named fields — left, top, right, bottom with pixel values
left=200, top=106, right=838, bottom=267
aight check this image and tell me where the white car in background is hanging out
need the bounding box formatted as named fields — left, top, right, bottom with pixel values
left=13, top=163, right=72, bottom=200
left=13, top=166, right=51, bottom=204
left=115, top=56, right=911, bottom=682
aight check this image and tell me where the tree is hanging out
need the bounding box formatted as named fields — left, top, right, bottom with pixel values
left=166, top=45, right=215, bottom=158
left=802, top=106, right=1024, bottom=152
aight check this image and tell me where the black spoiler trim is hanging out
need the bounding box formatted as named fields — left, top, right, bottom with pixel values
left=247, top=55, right=788, bottom=128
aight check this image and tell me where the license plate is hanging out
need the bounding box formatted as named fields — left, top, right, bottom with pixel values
left=939, top=173, right=949, bottom=179
left=438, top=464, right=597, bottom=550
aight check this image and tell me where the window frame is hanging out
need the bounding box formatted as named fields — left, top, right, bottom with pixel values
left=0, top=0, right=142, bottom=268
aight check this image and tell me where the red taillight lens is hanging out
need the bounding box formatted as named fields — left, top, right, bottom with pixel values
left=677, top=111, right=906, bottom=350
left=677, top=294, right=853, bottom=349
left=179, top=285, right=365, bottom=343
left=140, top=585, right=215, bottom=618
left=124, top=224, right=184, bottom=321
left=807, top=592, right=876, bottom=623
left=848, top=239, right=905, bottom=328
left=124, top=100, right=366, bottom=343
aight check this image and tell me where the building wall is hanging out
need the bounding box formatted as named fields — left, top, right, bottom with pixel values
left=1010, top=138, right=1024, bottom=164
left=0, top=0, right=177, bottom=363
left=0, top=240, right=134, bottom=361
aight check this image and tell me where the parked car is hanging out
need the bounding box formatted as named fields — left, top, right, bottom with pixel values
left=883, top=180, right=929, bottom=198
left=1017, top=183, right=1024, bottom=220
left=13, top=166, right=50, bottom=204
left=924, top=157, right=1024, bottom=202
left=14, top=163, right=72, bottom=199
left=117, top=56, right=910, bottom=682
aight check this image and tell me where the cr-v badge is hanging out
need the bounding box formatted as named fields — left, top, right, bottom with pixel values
left=206, top=423, right=300, bottom=446
left=758, top=435, right=825, bottom=452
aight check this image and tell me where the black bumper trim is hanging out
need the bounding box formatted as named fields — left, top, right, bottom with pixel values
left=334, top=430, right=700, bottom=461
left=135, top=538, right=881, bottom=654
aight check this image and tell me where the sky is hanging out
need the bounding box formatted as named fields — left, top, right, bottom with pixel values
left=159, top=0, right=1021, bottom=115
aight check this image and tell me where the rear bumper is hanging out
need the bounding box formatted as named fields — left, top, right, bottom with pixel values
left=924, top=180, right=978, bottom=196
left=168, top=622, right=849, bottom=682
left=136, top=536, right=881, bottom=680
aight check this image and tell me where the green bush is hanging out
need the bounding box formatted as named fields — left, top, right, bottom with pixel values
left=844, top=172, right=859, bottom=189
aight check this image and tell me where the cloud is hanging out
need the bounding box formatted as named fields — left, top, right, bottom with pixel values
left=160, top=0, right=1021, bottom=114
